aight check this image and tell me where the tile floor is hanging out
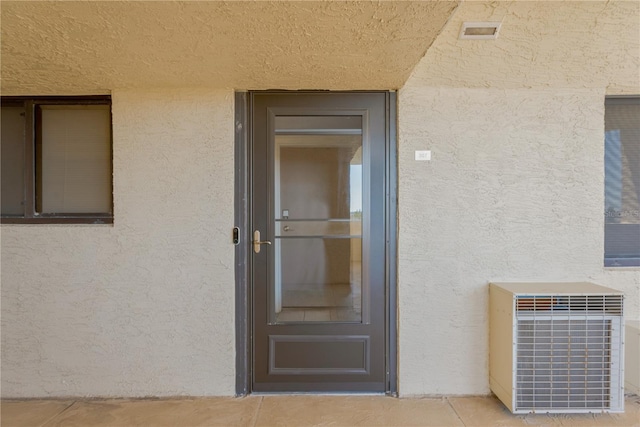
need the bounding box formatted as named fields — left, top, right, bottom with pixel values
left=2, top=394, right=639, bottom=427
left=277, top=281, right=362, bottom=322
left=276, top=258, right=363, bottom=323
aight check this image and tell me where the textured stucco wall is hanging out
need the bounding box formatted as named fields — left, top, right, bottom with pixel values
left=398, top=1, right=640, bottom=396
left=1, top=0, right=639, bottom=399
left=410, top=0, right=639, bottom=94
left=0, top=1, right=457, bottom=94
left=1, top=89, right=235, bottom=397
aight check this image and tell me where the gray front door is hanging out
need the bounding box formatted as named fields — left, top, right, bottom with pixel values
left=250, top=92, right=391, bottom=392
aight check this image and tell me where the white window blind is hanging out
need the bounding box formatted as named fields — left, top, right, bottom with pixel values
left=39, top=105, right=112, bottom=214
left=604, top=98, right=640, bottom=266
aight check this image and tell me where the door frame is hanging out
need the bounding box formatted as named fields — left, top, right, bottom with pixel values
left=234, top=90, right=397, bottom=395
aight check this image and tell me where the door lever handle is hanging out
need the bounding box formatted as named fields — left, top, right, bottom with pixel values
left=253, top=230, right=272, bottom=254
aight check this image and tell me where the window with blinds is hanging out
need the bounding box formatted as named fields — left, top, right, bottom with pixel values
left=0, top=97, right=112, bottom=223
left=604, top=97, right=640, bottom=266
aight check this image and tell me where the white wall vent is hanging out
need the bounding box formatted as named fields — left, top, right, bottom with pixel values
left=459, top=21, right=501, bottom=40
left=490, top=282, right=624, bottom=414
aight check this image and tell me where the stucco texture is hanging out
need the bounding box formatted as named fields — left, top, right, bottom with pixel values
left=0, top=0, right=457, bottom=94
left=410, top=0, right=640, bottom=93
left=1, top=89, right=235, bottom=397
left=398, top=1, right=640, bottom=396
left=1, top=0, right=639, bottom=399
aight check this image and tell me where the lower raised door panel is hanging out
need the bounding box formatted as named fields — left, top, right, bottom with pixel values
left=269, top=335, right=369, bottom=375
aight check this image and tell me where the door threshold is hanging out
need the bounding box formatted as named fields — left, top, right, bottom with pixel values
left=249, top=392, right=390, bottom=396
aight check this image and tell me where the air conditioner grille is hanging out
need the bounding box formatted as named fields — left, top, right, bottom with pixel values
left=490, top=283, right=624, bottom=413
left=516, top=318, right=620, bottom=410
left=516, top=295, right=623, bottom=314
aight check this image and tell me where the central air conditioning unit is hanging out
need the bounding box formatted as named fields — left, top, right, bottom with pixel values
left=489, top=282, right=624, bottom=414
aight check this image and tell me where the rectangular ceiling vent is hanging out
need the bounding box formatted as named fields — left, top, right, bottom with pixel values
left=459, top=22, right=501, bottom=40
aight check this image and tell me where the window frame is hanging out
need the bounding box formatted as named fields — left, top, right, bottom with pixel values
left=604, top=95, right=640, bottom=267
left=1, top=96, right=113, bottom=224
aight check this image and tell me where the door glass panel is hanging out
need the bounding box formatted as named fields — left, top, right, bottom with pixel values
left=273, top=116, right=363, bottom=323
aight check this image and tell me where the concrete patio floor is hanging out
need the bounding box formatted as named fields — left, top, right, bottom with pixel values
left=2, top=394, right=639, bottom=427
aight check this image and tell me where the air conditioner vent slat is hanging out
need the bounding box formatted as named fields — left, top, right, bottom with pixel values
left=516, top=295, right=623, bottom=314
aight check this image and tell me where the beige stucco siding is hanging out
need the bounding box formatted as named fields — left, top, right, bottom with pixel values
left=0, top=1, right=457, bottom=94
left=397, top=87, right=635, bottom=395
left=0, top=89, right=236, bottom=397
left=1, top=0, right=639, bottom=398
left=410, top=1, right=640, bottom=93
left=397, top=0, right=640, bottom=396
